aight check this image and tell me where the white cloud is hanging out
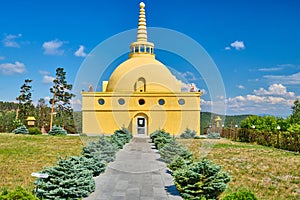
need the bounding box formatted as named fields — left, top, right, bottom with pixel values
left=264, top=72, right=300, bottom=85
left=225, top=46, right=231, bottom=50
left=39, top=70, right=50, bottom=75
left=258, top=67, right=282, bottom=72
left=2, top=33, right=22, bottom=48
left=74, top=45, right=87, bottom=57
left=42, top=39, right=65, bottom=55
left=44, top=96, right=51, bottom=102
left=0, top=61, right=26, bottom=75
left=237, top=85, right=245, bottom=89
left=177, top=71, right=199, bottom=81
left=0, top=56, right=4, bottom=60
left=230, top=40, right=245, bottom=50
left=253, top=83, right=295, bottom=98
left=226, top=84, right=299, bottom=116
left=43, top=75, right=55, bottom=84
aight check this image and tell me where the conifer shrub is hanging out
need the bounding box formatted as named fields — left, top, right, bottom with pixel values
left=168, top=155, right=192, bottom=171
left=160, top=140, right=193, bottom=164
left=222, top=189, right=258, bottom=200
left=110, top=127, right=132, bottom=149
left=82, top=135, right=117, bottom=164
left=38, top=156, right=95, bottom=199
left=28, top=127, right=42, bottom=135
left=180, top=128, right=197, bottom=139
left=150, top=129, right=173, bottom=149
left=0, top=186, right=38, bottom=200
left=173, top=159, right=231, bottom=200
left=150, top=129, right=171, bottom=141
left=69, top=156, right=105, bottom=177
left=12, top=125, right=28, bottom=134
left=207, top=132, right=221, bottom=139
left=48, top=125, right=67, bottom=136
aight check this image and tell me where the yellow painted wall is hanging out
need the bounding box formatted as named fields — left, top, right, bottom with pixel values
left=82, top=92, right=201, bottom=136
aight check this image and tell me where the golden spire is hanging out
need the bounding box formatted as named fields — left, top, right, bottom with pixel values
left=137, top=2, right=147, bottom=42
left=130, top=2, right=154, bottom=57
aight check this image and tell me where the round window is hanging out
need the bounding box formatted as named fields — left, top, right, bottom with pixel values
left=118, top=98, right=125, bottom=105
left=98, top=98, right=105, bottom=105
left=158, top=99, right=165, bottom=105
left=138, top=99, right=145, bottom=105
left=178, top=98, right=185, bottom=105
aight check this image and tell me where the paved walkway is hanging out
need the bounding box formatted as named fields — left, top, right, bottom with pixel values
left=84, top=137, right=182, bottom=200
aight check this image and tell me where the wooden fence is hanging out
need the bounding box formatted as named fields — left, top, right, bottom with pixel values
left=221, top=128, right=299, bottom=152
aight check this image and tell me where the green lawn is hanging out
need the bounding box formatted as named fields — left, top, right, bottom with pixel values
left=0, top=133, right=82, bottom=191
left=179, top=138, right=300, bottom=200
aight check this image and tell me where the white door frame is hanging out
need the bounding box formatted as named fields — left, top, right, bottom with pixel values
left=136, top=116, right=147, bottom=136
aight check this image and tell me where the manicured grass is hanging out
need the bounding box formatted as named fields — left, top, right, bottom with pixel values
left=0, top=133, right=82, bottom=191
left=178, top=138, right=300, bottom=200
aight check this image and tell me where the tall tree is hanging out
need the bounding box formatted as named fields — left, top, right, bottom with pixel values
left=291, top=99, right=300, bottom=124
left=16, top=79, right=33, bottom=122
left=49, top=67, right=75, bottom=130
left=36, top=98, right=51, bottom=129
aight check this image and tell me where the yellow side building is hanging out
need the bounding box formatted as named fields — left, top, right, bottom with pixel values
left=82, top=2, right=201, bottom=136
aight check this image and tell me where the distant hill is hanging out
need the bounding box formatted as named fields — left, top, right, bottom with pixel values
left=200, top=112, right=252, bottom=134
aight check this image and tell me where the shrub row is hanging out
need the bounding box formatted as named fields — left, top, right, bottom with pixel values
left=150, top=129, right=231, bottom=200
left=36, top=127, right=132, bottom=200
left=221, top=128, right=300, bottom=152
left=12, top=125, right=66, bottom=135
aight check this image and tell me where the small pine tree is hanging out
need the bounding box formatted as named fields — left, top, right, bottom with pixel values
left=173, top=159, right=231, bottom=200
left=160, top=140, right=193, bottom=164
left=168, top=155, right=192, bottom=171
left=48, top=125, right=67, bottom=136
left=69, top=156, right=105, bottom=177
left=83, top=135, right=117, bottom=164
left=38, top=156, right=95, bottom=199
left=111, top=127, right=132, bottom=149
left=12, top=125, right=28, bottom=134
left=180, top=128, right=197, bottom=139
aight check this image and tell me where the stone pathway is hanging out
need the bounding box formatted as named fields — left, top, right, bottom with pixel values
left=83, top=137, right=182, bottom=200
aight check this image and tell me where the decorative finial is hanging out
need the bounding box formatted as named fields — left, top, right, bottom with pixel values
left=137, top=2, right=147, bottom=42
left=140, top=2, right=145, bottom=8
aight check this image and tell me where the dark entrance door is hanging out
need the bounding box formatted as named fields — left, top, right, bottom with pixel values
left=137, top=117, right=146, bottom=135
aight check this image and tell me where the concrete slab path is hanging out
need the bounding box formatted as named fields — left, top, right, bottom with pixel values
left=83, top=137, right=182, bottom=200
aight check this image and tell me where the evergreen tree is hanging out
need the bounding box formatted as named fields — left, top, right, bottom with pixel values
left=180, top=128, right=197, bottom=139
left=160, top=140, right=193, bottom=164
left=49, top=67, right=75, bottom=131
left=36, top=98, right=51, bottom=129
left=173, top=159, right=231, bottom=200
left=83, top=135, right=117, bottom=164
left=38, top=156, right=95, bottom=200
left=291, top=99, right=300, bottom=124
left=16, top=79, right=33, bottom=122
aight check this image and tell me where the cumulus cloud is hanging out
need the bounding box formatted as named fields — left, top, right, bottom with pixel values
left=74, top=45, right=87, bottom=57
left=230, top=40, right=245, bottom=50
left=43, top=75, right=55, bottom=84
left=0, top=61, right=26, bottom=75
left=264, top=72, right=300, bottom=85
left=42, top=39, right=65, bottom=55
left=226, top=84, right=298, bottom=116
left=225, top=46, right=231, bottom=50
left=2, top=33, right=22, bottom=48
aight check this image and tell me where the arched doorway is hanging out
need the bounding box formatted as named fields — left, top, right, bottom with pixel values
left=135, top=115, right=147, bottom=136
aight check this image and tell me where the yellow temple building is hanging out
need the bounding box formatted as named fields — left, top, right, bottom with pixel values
left=81, top=2, right=201, bottom=136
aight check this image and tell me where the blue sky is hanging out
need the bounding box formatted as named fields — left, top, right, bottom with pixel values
left=0, top=0, right=299, bottom=116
